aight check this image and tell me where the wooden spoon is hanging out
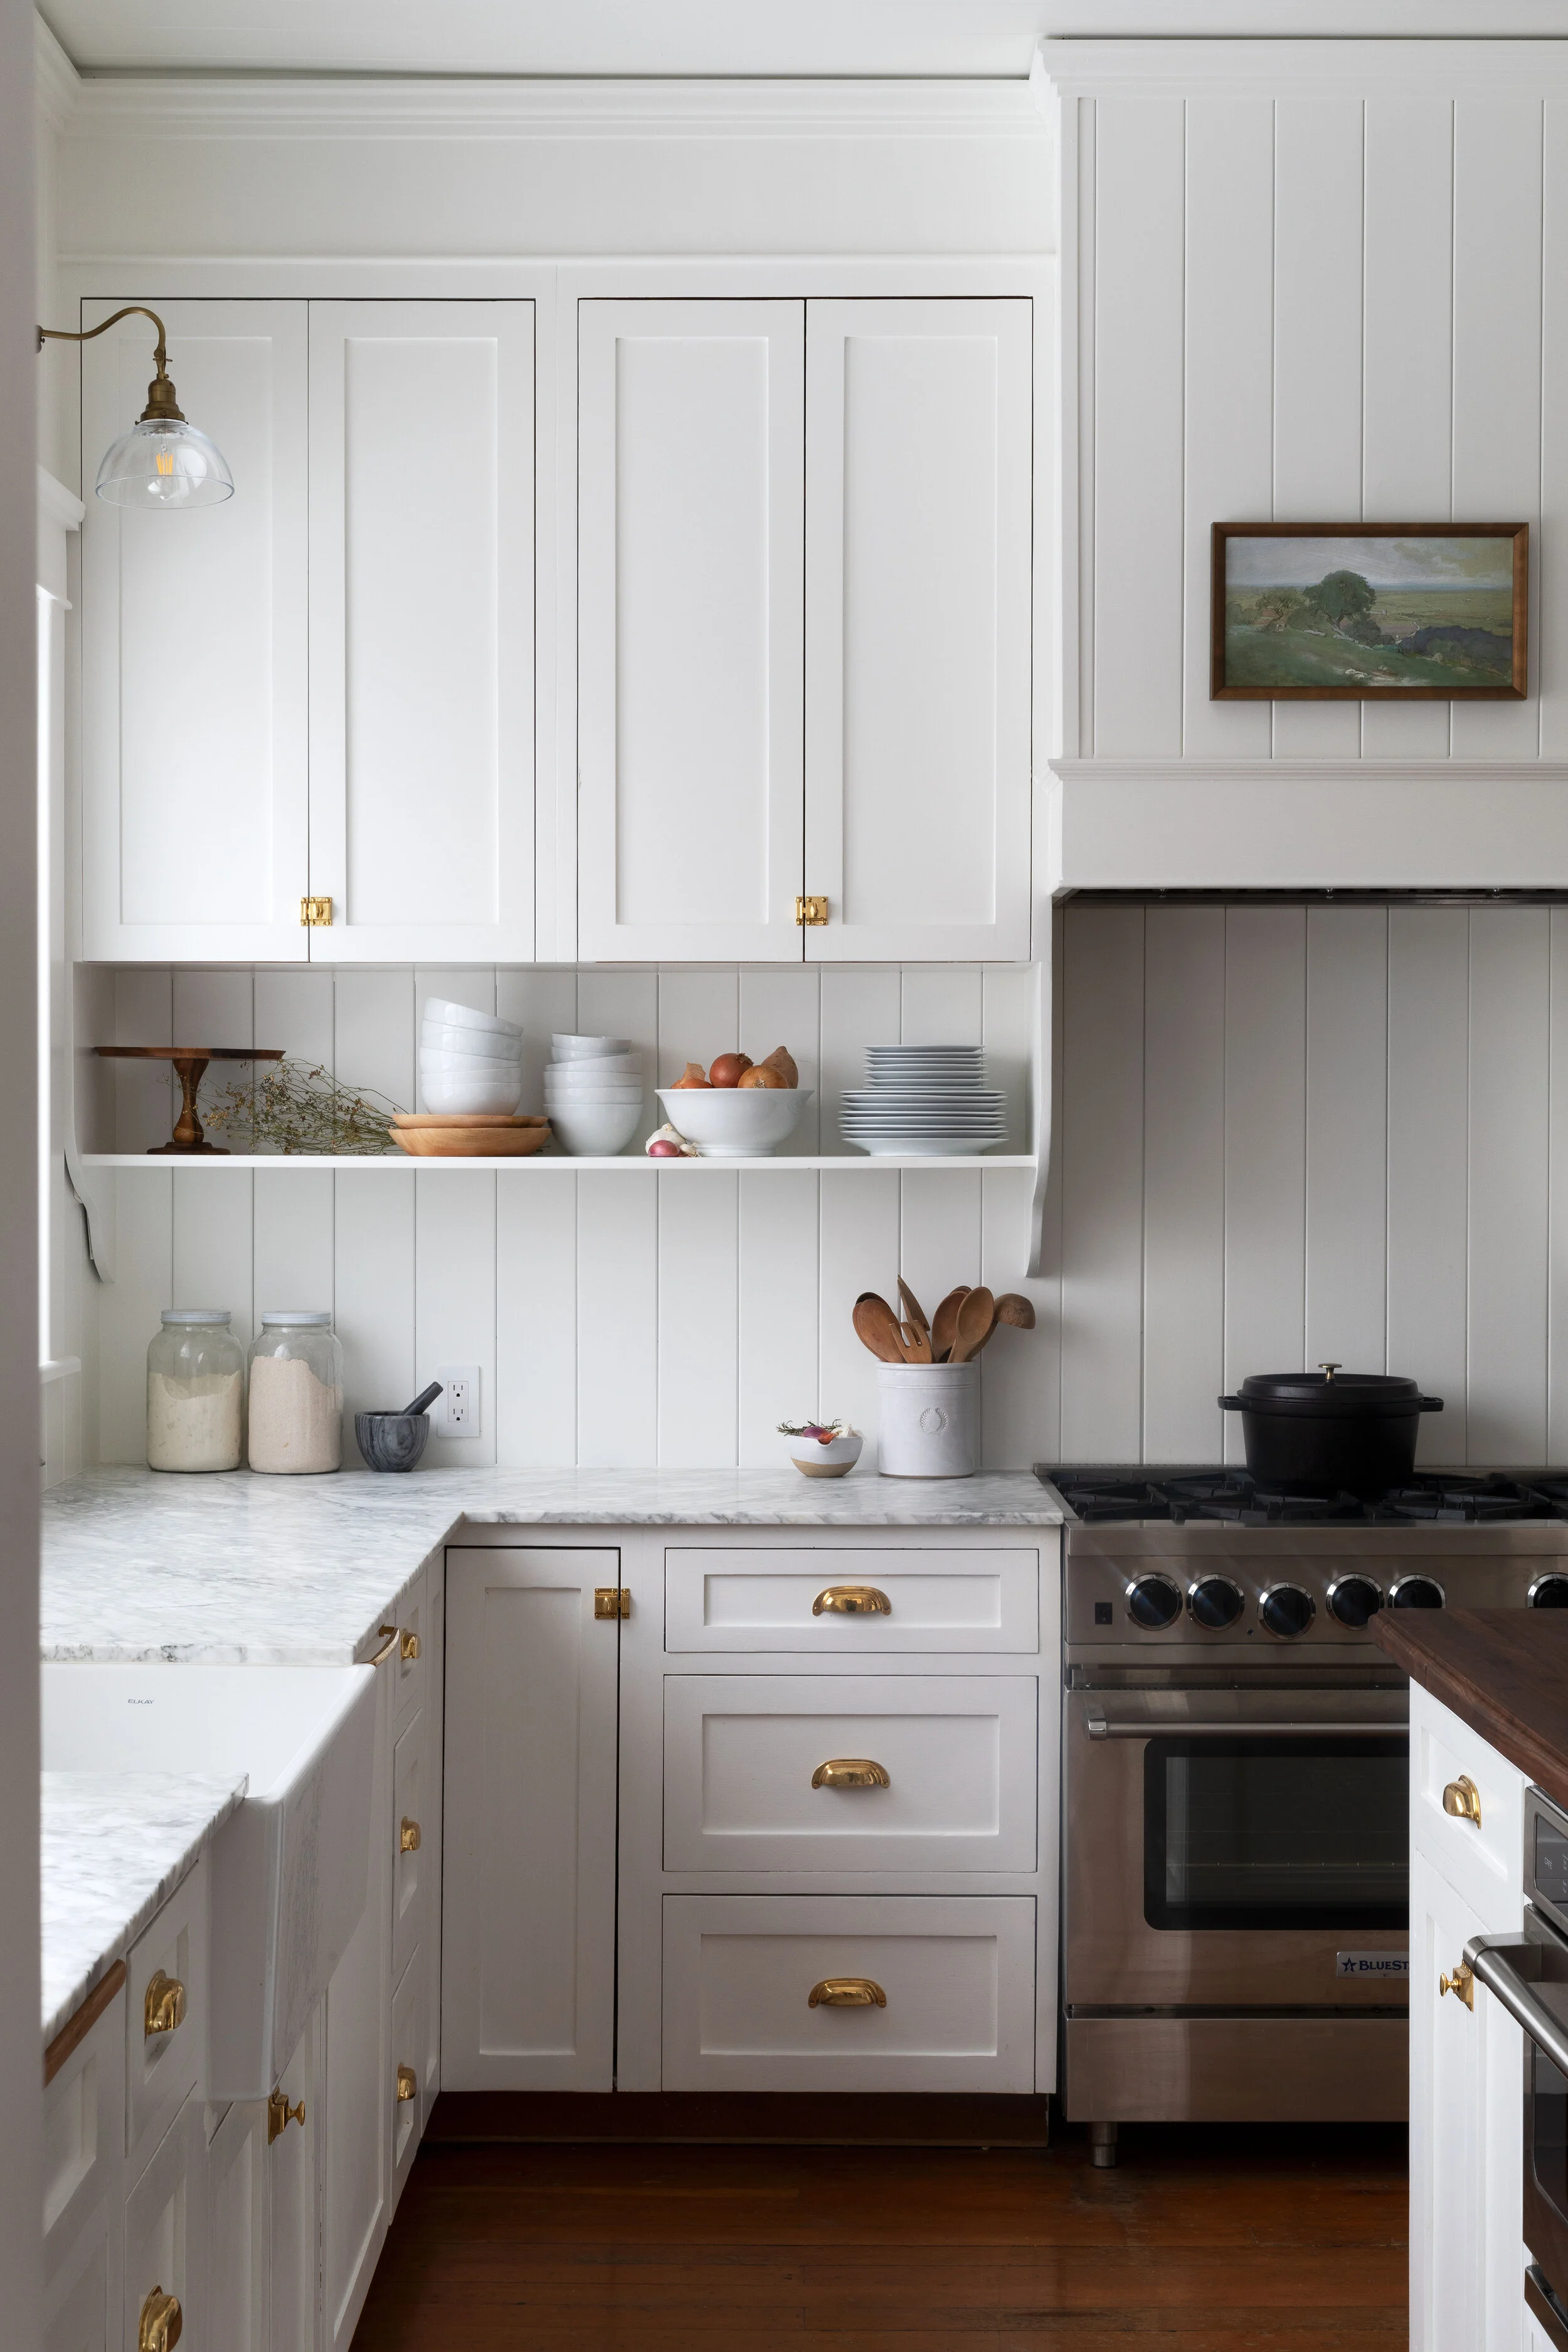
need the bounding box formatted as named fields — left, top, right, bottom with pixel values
left=993, top=1293, right=1037, bottom=1331
left=948, top=1285, right=996, bottom=1364
left=853, top=1292, right=909, bottom=1364
left=930, top=1286, right=971, bottom=1363
left=897, top=1278, right=931, bottom=1340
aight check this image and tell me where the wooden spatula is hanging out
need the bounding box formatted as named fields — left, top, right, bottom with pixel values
left=930, top=1286, right=971, bottom=1363
left=948, top=1285, right=996, bottom=1364
left=900, top=1320, right=933, bottom=1364
left=897, top=1278, right=931, bottom=1340
left=853, top=1292, right=909, bottom=1364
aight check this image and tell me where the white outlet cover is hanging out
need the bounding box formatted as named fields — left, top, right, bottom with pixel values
left=433, top=1365, right=480, bottom=1435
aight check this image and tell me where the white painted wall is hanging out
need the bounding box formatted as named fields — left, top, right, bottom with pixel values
left=86, top=961, right=1052, bottom=1472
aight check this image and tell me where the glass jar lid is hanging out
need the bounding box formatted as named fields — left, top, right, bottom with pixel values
left=161, top=1308, right=233, bottom=1324
left=258, top=1310, right=334, bottom=1326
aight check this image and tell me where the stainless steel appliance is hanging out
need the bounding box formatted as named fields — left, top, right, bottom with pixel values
left=1466, top=1787, right=1568, bottom=2349
left=1041, top=1464, right=1568, bottom=2163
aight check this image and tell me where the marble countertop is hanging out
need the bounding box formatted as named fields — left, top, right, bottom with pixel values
left=42, top=1465, right=1064, bottom=1666
left=42, top=1770, right=246, bottom=2045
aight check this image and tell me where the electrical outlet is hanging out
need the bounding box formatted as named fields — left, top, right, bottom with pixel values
left=433, top=1365, right=480, bottom=1436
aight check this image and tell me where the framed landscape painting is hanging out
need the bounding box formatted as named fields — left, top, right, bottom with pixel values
left=1211, top=522, right=1528, bottom=699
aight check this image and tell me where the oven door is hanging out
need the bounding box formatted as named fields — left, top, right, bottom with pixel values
left=1468, top=1915, right=1568, bottom=2306
left=1065, top=1684, right=1410, bottom=2010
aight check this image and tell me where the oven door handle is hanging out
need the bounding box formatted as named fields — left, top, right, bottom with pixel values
left=1465, top=1934, right=1568, bottom=2075
left=1084, top=1711, right=1407, bottom=1740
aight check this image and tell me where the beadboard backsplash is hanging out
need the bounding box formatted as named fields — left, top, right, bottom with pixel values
left=80, top=961, right=1049, bottom=1471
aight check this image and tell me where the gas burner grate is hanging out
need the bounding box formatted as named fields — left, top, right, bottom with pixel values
left=1038, top=1461, right=1568, bottom=1526
left=1372, top=1476, right=1540, bottom=1523
left=1050, top=1478, right=1175, bottom=1523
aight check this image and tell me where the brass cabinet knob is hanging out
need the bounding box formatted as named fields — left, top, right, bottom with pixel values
left=396, top=2062, right=418, bottom=2102
left=1443, top=1775, right=1483, bottom=1826
left=811, top=1758, right=891, bottom=1790
left=400, top=1816, right=421, bottom=1853
left=138, top=2286, right=183, bottom=2352
left=400, top=1628, right=421, bottom=1661
left=267, top=2089, right=306, bottom=2143
left=1440, top=1962, right=1475, bottom=2010
left=143, top=1971, right=186, bottom=2039
left=808, top=1978, right=887, bottom=2008
left=812, top=1584, right=891, bottom=1618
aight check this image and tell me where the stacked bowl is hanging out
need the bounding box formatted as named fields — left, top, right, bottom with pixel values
left=544, top=1034, right=644, bottom=1157
left=420, top=998, right=523, bottom=1115
left=839, top=1044, right=1008, bottom=1157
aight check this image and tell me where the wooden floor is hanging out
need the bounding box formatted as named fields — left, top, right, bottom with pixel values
left=352, top=2120, right=1408, bottom=2349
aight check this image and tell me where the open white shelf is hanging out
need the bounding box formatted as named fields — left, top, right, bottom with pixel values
left=82, top=1152, right=1034, bottom=1173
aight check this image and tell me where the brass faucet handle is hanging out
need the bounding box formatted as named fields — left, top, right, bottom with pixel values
left=267, top=2089, right=307, bottom=2143
left=396, top=2062, right=418, bottom=2102
left=1439, top=1962, right=1475, bottom=2010
left=400, top=1816, right=422, bottom=1853
left=143, top=1970, right=186, bottom=2039
left=808, top=1977, right=887, bottom=2009
left=138, top=2286, right=183, bottom=2352
left=812, top=1584, right=892, bottom=1618
left=811, top=1758, right=891, bottom=1790
left=1443, top=1774, right=1483, bottom=1826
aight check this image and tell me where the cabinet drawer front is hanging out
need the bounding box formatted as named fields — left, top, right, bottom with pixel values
left=1411, top=1683, right=1526, bottom=1919
left=391, top=1710, right=425, bottom=1986
left=45, top=1991, right=125, bottom=2277
left=391, top=1942, right=425, bottom=2212
left=124, top=2092, right=205, bottom=2352
left=126, top=1862, right=207, bottom=2180
left=665, top=1547, right=1039, bottom=1653
left=664, top=1675, right=1037, bottom=1874
left=391, top=1572, right=427, bottom=1731
left=662, top=1895, right=1035, bottom=2090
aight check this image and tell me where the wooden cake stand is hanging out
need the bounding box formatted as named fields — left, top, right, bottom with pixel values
left=94, top=1047, right=285, bottom=1155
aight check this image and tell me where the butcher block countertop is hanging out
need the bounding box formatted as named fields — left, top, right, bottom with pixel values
left=1374, top=1608, right=1568, bottom=1811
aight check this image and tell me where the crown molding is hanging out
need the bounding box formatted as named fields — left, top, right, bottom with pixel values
left=34, top=14, right=82, bottom=135
left=1039, top=36, right=1568, bottom=98
left=63, top=73, right=1047, bottom=142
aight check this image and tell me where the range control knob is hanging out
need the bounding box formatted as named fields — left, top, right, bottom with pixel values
left=1389, top=1575, right=1445, bottom=1610
left=1327, top=1575, right=1384, bottom=1629
left=1187, top=1576, right=1245, bottom=1630
left=1259, top=1582, right=1316, bottom=1640
left=1528, top=1574, right=1568, bottom=1610
left=1125, top=1574, right=1182, bottom=1631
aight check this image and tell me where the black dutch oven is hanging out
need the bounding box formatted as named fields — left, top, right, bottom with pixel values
left=1217, top=1362, right=1444, bottom=1498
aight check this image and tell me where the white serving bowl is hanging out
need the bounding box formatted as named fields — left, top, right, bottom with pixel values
left=420, top=1071, right=523, bottom=1116
left=781, top=1429, right=863, bottom=1479
left=655, top=1085, right=812, bottom=1158
left=423, top=998, right=519, bottom=1038
left=422, top=1020, right=522, bottom=1057
left=548, top=1098, right=645, bottom=1157
left=552, top=1034, right=633, bottom=1060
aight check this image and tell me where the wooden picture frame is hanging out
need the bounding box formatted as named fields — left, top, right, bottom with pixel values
left=1210, top=522, right=1528, bottom=701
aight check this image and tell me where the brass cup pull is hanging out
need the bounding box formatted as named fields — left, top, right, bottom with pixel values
left=396, top=2062, right=418, bottom=2102
left=400, top=1816, right=422, bottom=1853
left=143, top=1970, right=186, bottom=2039
left=1440, top=1962, right=1475, bottom=2010
left=400, top=1628, right=421, bottom=1661
left=811, top=1758, right=891, bottom=1790
left=267, top=2089, right=306, bottom=2143
left=1443, top=1774, right=1483, bottom=1826
left=812, top=1584, right=891, bottom=1618
left=139, top=2286, right=183, bottom=2352
left=808, top=1978, right=887, bottom=2009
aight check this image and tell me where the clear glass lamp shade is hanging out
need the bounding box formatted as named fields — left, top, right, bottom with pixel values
left=95, top=417, right=234, bottom=510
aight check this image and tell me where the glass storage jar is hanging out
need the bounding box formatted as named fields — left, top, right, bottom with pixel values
left=147, top=1309, right=245, bottom=1473
left=246, top=1310, right=344, bottom=1475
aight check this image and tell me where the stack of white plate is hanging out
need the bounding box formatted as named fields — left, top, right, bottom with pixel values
left=420, top=998, right=523, bottom=1115
left=544, top=1034, right=644, bottom=1156
left=839, top=1044, right=1007, bottom=1157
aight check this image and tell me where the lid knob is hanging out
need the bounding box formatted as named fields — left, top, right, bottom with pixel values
left=1318, top=1361, right=1341, bottom=1379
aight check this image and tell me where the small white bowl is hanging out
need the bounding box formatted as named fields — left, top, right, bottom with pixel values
left=420, top=1073, right=523, bottom=1116
left=546, top=1051, right=642, bottom=1077
left=782, top=1429, right=863, bottom=1479
left=421, top=1044, right=524, bottom=1074
left=654, top=1086, right=811, bottom=1157
left=424, top=998, right=519, bottom=1037
left=544, top=1074, right=644, bottom=1096
left=552, top=1034, right=633, bottom=1059
left=422, top=1020, right=522, bottom=1057
left=548, top=1099, right=645, bottom=1157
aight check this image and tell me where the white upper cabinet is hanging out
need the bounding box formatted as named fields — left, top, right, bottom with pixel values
left=804, top=299, right=1033, bottom=962
left=308, top=301, right=535, bottom=961
left=577, top=299, right=807, bottom=962
left=81, top=300, right=310, bottom=961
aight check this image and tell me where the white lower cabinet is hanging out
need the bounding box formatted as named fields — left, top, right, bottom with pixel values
left=45, top=2233, right=114, bottom=2352
left=206, top=2097, right=270, bottom=2352
left=391, top=1943, right=426, bottom=2208
left=270, top=2012, right=322, bottom=2352
left=123, top=2092, right=205, bottom=2352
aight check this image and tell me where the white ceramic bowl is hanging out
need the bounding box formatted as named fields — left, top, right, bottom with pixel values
left=421, top=1039, right=523, bottom=1067
left=422, top=1020, right=522, bottom=1057
left=781, top=1429, right=863, bottom=1479
left=545, top=1084, right=644, bottom=1103
left=545, top=1067, right=642, bottom=1088
left=655, top=1086, right=812, bottom=1158
left=547, top=1051, right=642, bottom=1077
left=552, top=1034, right=633, bottom=1060
left=420, top=1071, right=523, bottom=1116
left=547, top=1098, right=645, bottom=1157
left=423, top=998, right=520, bottom=1038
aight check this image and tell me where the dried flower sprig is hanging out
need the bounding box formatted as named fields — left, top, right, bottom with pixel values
left=199, top=1057, right=405, bottom=1155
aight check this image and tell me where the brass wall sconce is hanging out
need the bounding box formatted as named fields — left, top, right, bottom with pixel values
left=38, top=305, right=234, bottom=509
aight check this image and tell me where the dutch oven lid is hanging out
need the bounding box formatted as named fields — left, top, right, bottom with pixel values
left=1219, top=1364, right=1443, bottom=1416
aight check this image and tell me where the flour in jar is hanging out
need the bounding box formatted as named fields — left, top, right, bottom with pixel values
left=246, top=1352, right=342, bottom=1473
left=147, top=1369, right=243, bottom=1472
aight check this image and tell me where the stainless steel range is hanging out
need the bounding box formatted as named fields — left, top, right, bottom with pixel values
left=1039, top=1463, right=1568, bottom=2164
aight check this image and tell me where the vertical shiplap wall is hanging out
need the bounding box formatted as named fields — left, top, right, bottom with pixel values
left=1054, top=899, right=1567, bottom=1468
left=1071, top=74, right=1568, bottom=763
left=88, top=961, right=1052, bottom=1471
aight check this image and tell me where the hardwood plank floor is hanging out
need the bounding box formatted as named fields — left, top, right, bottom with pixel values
left=352, top=2121, right=1407, bottom=2349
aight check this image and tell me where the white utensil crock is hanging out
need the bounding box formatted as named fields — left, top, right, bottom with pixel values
left=876, top=1361, right=978, bottom=1477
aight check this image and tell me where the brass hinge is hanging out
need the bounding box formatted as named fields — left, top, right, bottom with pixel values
left=794, top=894, right=829, bottom=928
left=594, top=1586, right=631, bottom=1619
left=299, top=894, right=333, bottom=928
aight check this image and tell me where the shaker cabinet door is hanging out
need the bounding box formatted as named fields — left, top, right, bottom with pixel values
left=307, top=300, right=536, bottom=961
left=322, top=1644, right=393, bottom=2352
left=1410, top=1851, right=1492, bottom=2352
left=80, top=299, right=310, bottom=961
left=577, top=299, right=806, bottom=962
left=803, top=297, right=1033, bottom=962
